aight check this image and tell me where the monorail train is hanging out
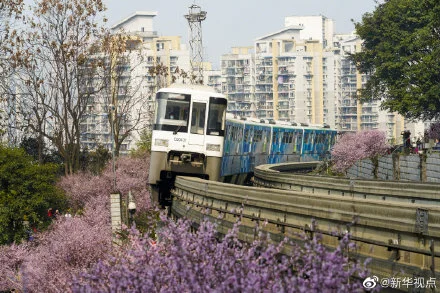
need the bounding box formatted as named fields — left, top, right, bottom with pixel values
left=221, top=117, right=337, bottom=181
left=149, top=84, right=228, bottom=206
left=149, top=84, right=337, bottom=206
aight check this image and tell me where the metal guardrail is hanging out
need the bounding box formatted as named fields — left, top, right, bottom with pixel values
left=171, top=173, right=440, bottom=289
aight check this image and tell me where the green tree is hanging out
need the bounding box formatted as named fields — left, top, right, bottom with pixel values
left=351, top=0, right=440, bottom=120
left=0, top=145, right=66, bottom=245
left=20, top=136, right=43, bottom=162
left=135, top=129, right=152, bottom=152
left=79, top=144, right=111, bottom=175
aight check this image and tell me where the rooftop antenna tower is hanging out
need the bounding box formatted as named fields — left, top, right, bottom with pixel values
left=184, top=4, right=206, bottom=84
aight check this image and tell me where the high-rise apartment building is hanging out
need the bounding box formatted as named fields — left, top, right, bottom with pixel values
left=336, top=35, right=406, bottom=140
left=222, top=17, right=338, bottom=126
left=255, top=37, right=338, bottom=125
left=220, top=15, right=420, bottom=142
left=80, top=12, right=191, bottom=154
left=284, top=15, right=335, bottom=48
left=221, top=47, right=255, bottom=118
left=204, top=69, right=223, bottom=93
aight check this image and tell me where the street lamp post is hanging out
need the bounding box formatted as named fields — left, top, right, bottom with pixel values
left=127, top=190, right=136, bottom=226
left=110, top=104, right=116, bottom=191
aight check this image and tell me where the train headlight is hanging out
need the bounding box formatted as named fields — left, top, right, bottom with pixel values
left=154, top=139, right=169, bottom=147
left=206, top=143, right=221, bottom=152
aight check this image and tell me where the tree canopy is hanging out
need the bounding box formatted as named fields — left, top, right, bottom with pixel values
left=331, top=130, right=390, bottom=173
left=351, top=0, right=440, bottom=121
left=0, top=145, right=66, bottom=245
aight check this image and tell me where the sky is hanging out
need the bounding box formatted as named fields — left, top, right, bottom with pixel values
left=103, top=0, right=378, bottom=69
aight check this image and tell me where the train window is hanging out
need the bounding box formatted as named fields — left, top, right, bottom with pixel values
left=262, top=131, right=268, bottom=153
left=319, top=133, right=325, bottom=144
left=289, top=132, right=293, bottom=144
left=237, top=127, right=243, bottom=141
left=207, top=97, right=227, bottom=136
left=254, top=129, right=262, bottom=142
left=191, top=102, right=206, bottom=135
left=285, top=132, right=291, bottom=144
left=315, top=133, right=320, bottom=144
left=310, top=132, right=315, bottom=144
left=226, top=125, right=233, bottom=140
left=154, top=92, right=190, bottom=132
left=244, top=128, right=252, bottom=142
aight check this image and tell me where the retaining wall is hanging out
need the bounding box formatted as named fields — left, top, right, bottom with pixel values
left=346, top=152, right=440, bottom=182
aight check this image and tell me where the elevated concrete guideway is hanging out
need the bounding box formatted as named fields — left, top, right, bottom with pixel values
left=171, top=162, right=440, bottom=291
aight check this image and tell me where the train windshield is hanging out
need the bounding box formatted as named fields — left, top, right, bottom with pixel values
left=154, top=92, right=190, bottom=132
left=207, top=97, right=227, bottom=136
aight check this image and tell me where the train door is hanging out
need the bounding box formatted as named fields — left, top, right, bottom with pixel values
left=189, top=102, right=206, bottom=146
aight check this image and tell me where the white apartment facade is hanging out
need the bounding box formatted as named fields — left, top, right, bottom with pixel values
left=220, top=15, right=422, bottom=142
left=336, top=36, right=408, bottom=141
left=222, top=16, right=338, bottom=127
left=221, top=47, right=255, bottom=118
left=80, top=11, right=192, bottom=154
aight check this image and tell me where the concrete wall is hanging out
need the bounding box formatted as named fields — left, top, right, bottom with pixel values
left=426, top=152, right=440, bottom=183
left=346, top=159, right=375, bottom=179
left=346, top=152, right=440, bottom=182
left=399, top=155, right=421, bottom=181
left=377, top=155, right=393, bottom=180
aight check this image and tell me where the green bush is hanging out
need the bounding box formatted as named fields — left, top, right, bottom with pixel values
left=0, top=145, right=67, bottom=244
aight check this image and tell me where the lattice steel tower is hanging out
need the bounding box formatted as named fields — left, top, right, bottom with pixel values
left=184, top=4, right=206, bottom=84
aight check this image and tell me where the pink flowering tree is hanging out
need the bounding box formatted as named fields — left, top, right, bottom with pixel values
left=58, top=153, right=151, bottom=214
left=72, top=215, right=371, bottom=292
left=427, top=121, right=440, bottom=140
left=331, top=130, right=390, bottom=174
left=101, top=154, right=152, bottom=213
left=0, top=153, right=152, bottom=292
left=0, top=199, right=111, bottom=292
left=0, top=243, right=29, bottom=290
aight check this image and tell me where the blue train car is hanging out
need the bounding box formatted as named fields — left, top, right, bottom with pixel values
left=268, top=123, right=303, bottom=164
left=221, top=117, right=337, bottom=178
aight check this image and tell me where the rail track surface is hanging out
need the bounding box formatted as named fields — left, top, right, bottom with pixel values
left=171, top=162, right=440, bottom=291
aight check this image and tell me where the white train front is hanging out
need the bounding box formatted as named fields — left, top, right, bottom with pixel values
left=149, top=84, right=227, bottom=206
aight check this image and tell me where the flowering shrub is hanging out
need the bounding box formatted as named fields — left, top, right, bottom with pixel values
left=58, top=154, right=151, bottom=214
left=427, top=121, right=440, bottom=140
left=331, top=130, right=390, bottom=173
left=0, top=243, right=29, bottom=291
left=101, top=154, right=151, bottom=213
left=72, top=215, right=370, bottom=292
left=0, top=207, right=111, bottom=292
left=0, top=154, right=152, bottom=292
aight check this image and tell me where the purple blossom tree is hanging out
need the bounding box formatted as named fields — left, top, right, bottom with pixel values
left=0, top=243, right=29, bottom=291
left=72, top=215, right=370, bottom=292
left=427, top=121, right=440, bottom=140
left=100, top=154, right=152, bottom=213
left=0, top=204, right=111, bottom=292
left=331, top=130, right=390, bottom=173
left=57, top=153, right=152, bottom=214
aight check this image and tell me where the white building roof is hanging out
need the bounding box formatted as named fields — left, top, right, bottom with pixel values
left=255, top=26, right=303, bottom=41
left=111, top=11, right=158, bottom=31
